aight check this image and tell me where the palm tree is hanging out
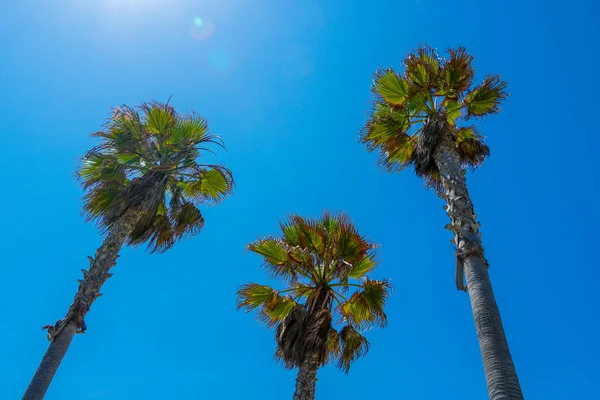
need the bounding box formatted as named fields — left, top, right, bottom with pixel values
left=360, top=46, right=523, bottom=399
left=237, top=212, right=391, bottom=400
left=23, top=101, right=234, bottom=400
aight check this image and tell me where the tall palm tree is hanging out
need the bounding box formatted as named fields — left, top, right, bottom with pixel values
left=237, top=212, right=391, bottom=400
left=360, top=46, right=522, bottom=399
left=23, top=101, right=234, bottom=400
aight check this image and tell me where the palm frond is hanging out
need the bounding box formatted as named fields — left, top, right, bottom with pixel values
left=237, top=284, right=279, bottom=312
left=463, top=75, right=508, bottom=118
left=141, top=102, right=176, bottom=136
left=372, top=68, right=410, bottom=106
left=404, top=45, right=440, bottom=90
left=338, top=325, right=370, bottom=373
left=259, top=295, right=298, bottom=327
left=327, top=327, right=341, bottom=360
left=439, top=47, right=475, bottom=98
left=340, top=279, right=391, bottom=329
left=445, top=100, right=462, bottom=125
left=360, top=103, right=416, bottom=173
left=169, top=113, right=209, bottom=144
left=335, top=223, right=370, bottom=264
left=171, top=202, right=205, bottom=239
left=347, top=256, right=376, bottom=279
left=178, top=165, right=234, bottom=205
left=454, top=126, right=490, bottom=168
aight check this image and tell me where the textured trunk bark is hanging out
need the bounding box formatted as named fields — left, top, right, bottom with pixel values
left=23, top=208, right=144, bottom=400
left=433, top=135, right=524, bottom=400
left=292, top=352, right=320, bottom=400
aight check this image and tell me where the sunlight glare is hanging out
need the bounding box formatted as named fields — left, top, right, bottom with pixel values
left=190, top=17, right=215, bottom=41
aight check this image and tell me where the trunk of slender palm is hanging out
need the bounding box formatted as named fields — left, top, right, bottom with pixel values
left=293, top=352, right=320, bottom=400
left=23, top=207, right=144, bottom=400
left=433, top=134, right=524, bottom=400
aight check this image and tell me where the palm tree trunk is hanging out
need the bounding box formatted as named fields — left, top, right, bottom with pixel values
left=433, top=135, right=524, bottom=400
left=293, top=352, right=320, bottom=400
left=23, top=208, right=144, bottom=400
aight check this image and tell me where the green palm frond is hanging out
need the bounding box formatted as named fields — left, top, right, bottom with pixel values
left=248, top=238, right=299, bottom=281
left=359, top=104, right=415, bottom=173
left=340, top=279, right=391, bottom=329
left=404, top=45, right=440, bottom=90
left=338, top=325, right=370, bottom=373
left=169, top=113, right=212, bottom=145
left=463, top=75, right=508, bottom=118
left=78, top=100, right=233, bottom=252
left=178, top=166, right=234, bottom=204
left=259, top=296, right=297, bottom=327
left=373, top=68, right=409, bottom=106
left=335, top=222, right=371, bottom=263
left=82, top=184, right=123, bottom=220
left=446, top=100, right=462, bottom=125
left=236, top=283, right=299, bottom=327
left=237, top=284, right=279, bottom=312
left=439, top=47, right=475, bottom=97
left=347, top=256, right=376, bottom=279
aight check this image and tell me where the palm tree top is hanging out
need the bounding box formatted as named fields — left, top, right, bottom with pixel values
left=78, top=101, right=234, bottom=253
left=237, top=212, right=391, bottom=373
left=360, top=45, right=508, bottom=187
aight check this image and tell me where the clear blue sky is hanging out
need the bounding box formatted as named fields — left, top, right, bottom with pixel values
left=1, top=0, right=598, bottom=398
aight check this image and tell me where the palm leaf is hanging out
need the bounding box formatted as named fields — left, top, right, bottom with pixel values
left=260, top=297, right=297, bottom=327
left=248, top=238, right=288, bottom=266
left=142, top=103, right=176, bottom=135
left=404, top=45, right=440, bottom=90
left=327, top=327, right=341, bottom=360
left=347, top=256, right=376, bottom=279
left=463, top=75, right=508, bottom=118
left=338, top=325, right=370, bottom=373
left=180, top=166, right=234, bottom=204
left=171, top=202, right=205, bottom=238
left=440, top=47, right=475, bottom=97
left=340, top=279, right=390, bottom=328
left=445, top=100, right=462, bottom=125
left=170, top=113, right=209, bottom=144
left=454, top=126, right=490, bottom=168
left=373, top=69, right=409, bottom=106
left=360, top=104, right=416, bottom=172
left=248, top=238, right=301, bottom=281
left=237, top=284, right=278, bottom=312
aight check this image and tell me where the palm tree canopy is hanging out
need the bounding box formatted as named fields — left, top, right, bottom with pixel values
left=78, top=101, right=234, bottom=253
left=360, top=45, right=508, bottom=187
left=237, top=212, right=391, bottom=373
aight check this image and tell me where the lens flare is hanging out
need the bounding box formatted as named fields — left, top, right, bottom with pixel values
left=190, top=17, right=215, bottom=40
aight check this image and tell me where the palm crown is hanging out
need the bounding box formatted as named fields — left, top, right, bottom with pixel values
left=360, top=45, right=508, bottom=187
left=78, top=101, right=234, bottom=252
left=237, top=212, right=391, bottom=372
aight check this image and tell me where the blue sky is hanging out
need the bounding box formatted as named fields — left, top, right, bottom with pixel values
left=1, top=0, right=599, bottom=398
